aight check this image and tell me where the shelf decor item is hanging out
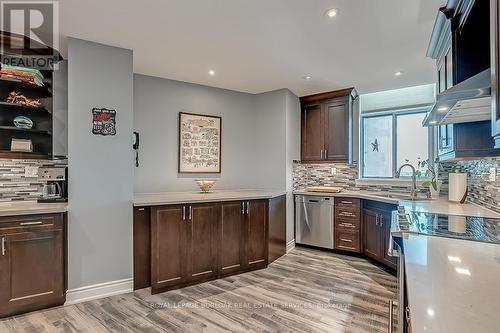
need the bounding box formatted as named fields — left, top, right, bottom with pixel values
left=92, top=108, right=116, bottom=136
left=13, top=116, right=33, bottom=129
left=6, top=91, right=41, bottom=107
left=178, top=112, right=221, bottom=173
left=10, top=138, right=33, bottom=152
left=195, top=180, right=216, bottom=193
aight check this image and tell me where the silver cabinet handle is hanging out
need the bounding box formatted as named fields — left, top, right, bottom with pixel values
left=20, top=221, right=43, bottom=226
left=1, top=237, right=5, bottom=256
left=339, top=212, right=354, bottom=217
left=188, top=206, right=192, bottom=220
left=340, top=238, right=352, bottom=243
left=138, top=208, right=145, bottom=211
left=182, top=206, right=186, bottom=220
left=341, top=201, right=353, bottom=204
left=320, top=149, right=323, bottom=159
left=242, top=202, right=245, bottom=214
left=246, top=201, right=249, bottom=215
left=325, top=149, right=328, bottom=158
left=388, top=300, right=394, bottom=333
left=375, top=214, right=379, bottom=226
left=379, top=216, right=384, bottom=227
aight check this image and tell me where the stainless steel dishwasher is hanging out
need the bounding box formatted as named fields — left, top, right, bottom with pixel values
left=295, top=195, right=334, bottom=249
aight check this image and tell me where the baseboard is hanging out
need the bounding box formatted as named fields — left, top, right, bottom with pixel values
left=65, top=278, right=133, bottom=306
left=286, top=239, right=295, bottom=253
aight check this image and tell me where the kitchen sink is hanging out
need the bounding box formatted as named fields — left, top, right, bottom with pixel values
left=372, top=193, right=433, bottom=201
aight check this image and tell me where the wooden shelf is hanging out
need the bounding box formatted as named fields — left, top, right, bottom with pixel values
left=0, top=78, right=52, bottom=98
left=0, top=101, right=51, bottom=114
left=0, top=151, right=50, bottom=160
left=0, top=126, right=51, bottom=135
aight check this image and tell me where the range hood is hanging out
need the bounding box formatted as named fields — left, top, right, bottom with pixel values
left=423, top=69, right=491, bottom=126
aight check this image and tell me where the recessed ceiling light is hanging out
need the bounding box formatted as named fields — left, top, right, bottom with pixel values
left=394, top=71, right=402, bottom=76
left=438, top=107, right=448, bottom=112
left=303, top=75, right=312, bottom=80
left=326, top=9, right=338, bottom=18
left=427, top=308, right=435, bottom=317
left=209, top=70, right=215, bottom=76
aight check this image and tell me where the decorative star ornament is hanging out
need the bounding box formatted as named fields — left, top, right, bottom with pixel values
left=371, top=139, right=380, bottom=152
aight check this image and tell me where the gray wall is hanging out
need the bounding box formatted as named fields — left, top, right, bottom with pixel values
left=133, top=74, right=258, bottom=192
left=67, top=38, right=134, bottom=289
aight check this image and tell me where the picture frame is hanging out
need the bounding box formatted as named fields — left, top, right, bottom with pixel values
left=178, top=112, right=222, bottom=173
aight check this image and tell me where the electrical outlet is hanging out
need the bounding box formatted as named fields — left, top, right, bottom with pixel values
left=24, top=166, right=38, bottom=178
left=330, top=167, right=337, bottom=175
left=489, top=167, right=497, bottom=182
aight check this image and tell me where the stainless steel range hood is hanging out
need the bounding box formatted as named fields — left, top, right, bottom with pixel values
left=423, top=69, right=491, bottom=126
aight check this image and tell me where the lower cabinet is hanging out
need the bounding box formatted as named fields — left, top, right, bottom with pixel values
left=0, top=213, right=67, bottom=318
left=150, top=200, right=269, bottom=294
left=362, top=201, right=397, bottom=270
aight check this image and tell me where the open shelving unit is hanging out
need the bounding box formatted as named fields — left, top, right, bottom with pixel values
left=0, top=30, right=62, bottom=159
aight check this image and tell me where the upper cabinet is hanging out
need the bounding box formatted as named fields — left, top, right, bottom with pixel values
left=300, top=88, right=359, bottom=164
left=426, top=0, right=499, bottom=160
left=492, top=0, right=500, bottom=147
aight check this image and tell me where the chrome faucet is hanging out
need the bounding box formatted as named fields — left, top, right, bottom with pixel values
left=395, top=164, right=418, bottom=200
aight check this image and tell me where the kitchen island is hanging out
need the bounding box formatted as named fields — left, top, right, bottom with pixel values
left=133, top=190, right=286, bottom=293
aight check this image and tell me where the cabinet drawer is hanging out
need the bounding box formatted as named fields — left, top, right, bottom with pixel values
left=335, top=229, right=361, bottom=253
left=336, top=217, right=359, bottom=230
left=0, top=214, right=63, bottom=234
left=335, top=197, right=361, bottom=210
left=335, top=207, right=359, bottom=220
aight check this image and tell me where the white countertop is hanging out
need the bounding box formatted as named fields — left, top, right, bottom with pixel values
left=293, top=190, right=500, bottom=218
left=403, top=234, right=500, bottom=333
left=134, top=190, right=286, bottom=206
left=0, top=201, right=68, bottom=217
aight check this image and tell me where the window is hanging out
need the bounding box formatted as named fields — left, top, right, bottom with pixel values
left=361, top=108, right=430, bottom=178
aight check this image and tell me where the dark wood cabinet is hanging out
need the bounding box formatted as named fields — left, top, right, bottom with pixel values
left=150, top=205, right=187, bottom=292
left=0, top=213, right=67, bottom=318
left=219, top=201, right=246, bottom=275
left=334, top=197, right=361, bottom=253
left=300, top=88, right=359, bottom=163
left=133, top=207, right=150, bottom=290
left=492, top=0, right=500, bottom=147
left=362, top=201, right=397, bottom=270
left=246, top=200, right=268, bottom=269
left=147, top=199, right=270, bottom=294
left=268, top=195, right=286, bottom=263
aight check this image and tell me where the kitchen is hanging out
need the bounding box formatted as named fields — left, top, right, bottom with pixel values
left=0, top=0, right=500, bottom=332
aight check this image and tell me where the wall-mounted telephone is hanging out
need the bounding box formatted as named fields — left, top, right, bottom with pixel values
left=133, top=132, right=140, bottom=167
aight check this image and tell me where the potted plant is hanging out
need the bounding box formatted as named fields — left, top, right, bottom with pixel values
left=418, top=158, right=442, bottom=199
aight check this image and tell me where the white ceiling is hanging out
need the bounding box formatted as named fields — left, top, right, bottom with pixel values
left=58, top=0, right=443, bottom=96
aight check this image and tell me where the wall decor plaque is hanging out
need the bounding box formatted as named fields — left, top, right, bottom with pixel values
left=178, top=112, right=221, bottom=173
left=92, top=108, right=116, bottom=136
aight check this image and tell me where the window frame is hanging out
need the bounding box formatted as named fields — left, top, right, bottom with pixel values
left=360, top=105, right=434, bottom=179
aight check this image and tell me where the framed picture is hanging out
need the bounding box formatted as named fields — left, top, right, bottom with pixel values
left=178, top=112, right=222, bottom=173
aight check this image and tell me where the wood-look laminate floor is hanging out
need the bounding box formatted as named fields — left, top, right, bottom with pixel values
left=0, top=247, right=397, bottom=333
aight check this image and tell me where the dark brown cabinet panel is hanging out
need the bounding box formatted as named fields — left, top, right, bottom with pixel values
left=186, top=203, right=218, bottom=283
left=362, top=201, right=397, bottom=270
left=151, top=205, right=187, bottom=292
left=362, top=209, right=381, bottom=259
left=300, top=88, right=358, bottom=163
left=0, top=213, right=66, bottom=318
left=324, top=101, right=349, bottom=161
left=219, top=201, right=246, bottom=275
left=268, top=195, right=286, bottom=263
left=246, top=200, right=268, bottom=269
left=133, top=207, right=150, bottom=290
left=301, top=104, right=323, bottom=161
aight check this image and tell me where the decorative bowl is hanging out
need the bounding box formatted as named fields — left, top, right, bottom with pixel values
left=13, top=116, right=33, bottom=129
left=195, top=180, right=216, bottom=193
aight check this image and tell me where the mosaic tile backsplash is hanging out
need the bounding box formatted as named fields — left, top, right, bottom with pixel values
left=0, top=159, right=67, bottom=202
left=293, top=159, right=500, bottom=213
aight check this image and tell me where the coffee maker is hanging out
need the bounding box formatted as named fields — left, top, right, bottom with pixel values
left=37, top=167, right=68, bottom=203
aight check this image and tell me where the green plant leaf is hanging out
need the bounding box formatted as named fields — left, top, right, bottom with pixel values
left=422, top=180, right=431, bottom=188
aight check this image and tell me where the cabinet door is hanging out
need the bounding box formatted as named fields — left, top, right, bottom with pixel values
left=133, top=207, right=151, bottom=290
left=380, top=213, right=397, bottom=270
left=246, top=200, right=268, bottom=270
left=363, top=209, right=381, bottom=260
left=301, top=104, right=324, bottom=161
left=151, top=205, right=187, bottom=291
left=324, top=100, right=349, bottom=161
left=186, top=203, right=218, bottom=283
left=492, top=0, right=500, bottom=148
left=219, top=201, right=245, bottom=275
left=0, top=229, right=64, bottom=317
